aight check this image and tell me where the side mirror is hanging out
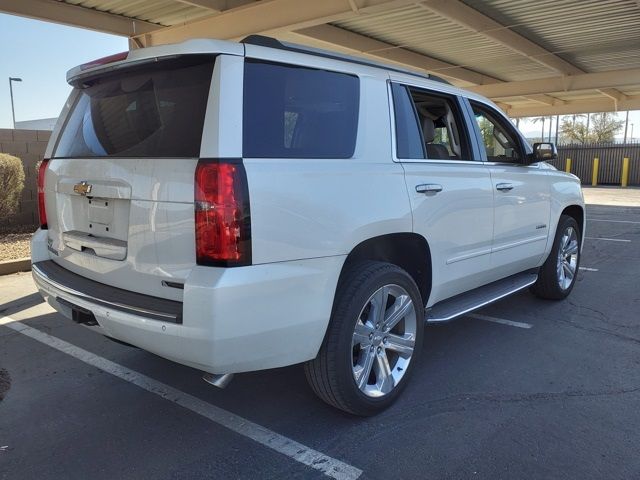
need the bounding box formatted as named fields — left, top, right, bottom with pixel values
left=528, top=142, right=557, bottom=163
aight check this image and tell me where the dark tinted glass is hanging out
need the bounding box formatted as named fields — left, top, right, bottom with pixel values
left=243, top=60, right=359, bottom=158
left=391, top=83, right=425, bottom=159
left=54, top=56, right=215, bottom=158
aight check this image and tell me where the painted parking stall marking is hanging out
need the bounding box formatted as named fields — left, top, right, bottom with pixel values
left=0, top=317, right=362, bottom=480
left=579, top=267, right=599, bottom=272
left=467, top=313, right=533, bottom=329
left=587, top=218, right=640, bottom=225
left=585, top=237, right=631, bottom=243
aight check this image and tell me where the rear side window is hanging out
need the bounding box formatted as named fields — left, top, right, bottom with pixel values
left=54, top=55, right=215, bottom=158
left=243, top=60, right=359, bottom=158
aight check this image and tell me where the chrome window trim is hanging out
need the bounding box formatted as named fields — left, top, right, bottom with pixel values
left=482, top=161, right=542, bottom=169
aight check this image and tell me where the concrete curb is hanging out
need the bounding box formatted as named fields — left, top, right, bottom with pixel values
left=0, top=258, right=31, bottom=276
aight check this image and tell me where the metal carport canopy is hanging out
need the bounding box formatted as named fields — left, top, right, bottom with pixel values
left=2, top=0, right=640, bottom=117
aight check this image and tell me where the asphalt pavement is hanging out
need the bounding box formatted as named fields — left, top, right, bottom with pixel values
left=1, top=187, right=639, bottom=480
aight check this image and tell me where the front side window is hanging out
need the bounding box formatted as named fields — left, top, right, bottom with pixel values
left=471, top=102, right=523, bottom=163
left=391, top=83, right=470, bottom=161
left=243, top=60, right=359, bottom=159
left=54, top=55, right=215, bottom=158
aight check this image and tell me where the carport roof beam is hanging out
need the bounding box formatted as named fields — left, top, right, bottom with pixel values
left=172, top=0, right=256, bottom=12
left=468, top=68, right=640, bottom=98
left=506, top=94, right=640, bottom=118
left=291, top=24, right=501, bottom=87
left=419, top=0, right=584, bottom=76
left=0, top=0, right=159, bottom=37
left=138, top=0, right=427, bottom=46
left=173, top=0, right=221, bottom=11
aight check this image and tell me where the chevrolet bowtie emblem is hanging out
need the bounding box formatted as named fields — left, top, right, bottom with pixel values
left=73, top=181, right=92, bottom=196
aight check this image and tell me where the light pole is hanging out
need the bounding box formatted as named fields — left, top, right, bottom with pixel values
left=9, top=77, right=22, bottom=128
left=631, top=124, right=635, bottom=142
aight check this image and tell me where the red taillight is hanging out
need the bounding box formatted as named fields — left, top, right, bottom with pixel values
left=195, top=159, right=251, bottom=267
left=80, top=51, right=129, bottom=71
left=37, top=159, right=50, bottom=229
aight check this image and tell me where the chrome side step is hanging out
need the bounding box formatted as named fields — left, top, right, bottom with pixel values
left=426, top=271, right=538, bottom=323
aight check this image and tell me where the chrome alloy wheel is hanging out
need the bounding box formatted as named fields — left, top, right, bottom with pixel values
left=556, top=226, right=579, bottom=290
left=351, top=284, right=418, bottom=398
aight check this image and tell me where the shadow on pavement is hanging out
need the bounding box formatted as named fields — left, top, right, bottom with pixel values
left=0, top=292, right=44, bottom=317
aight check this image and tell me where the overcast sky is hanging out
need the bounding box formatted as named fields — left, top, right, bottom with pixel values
left=0, top=12, right=638, bottom=140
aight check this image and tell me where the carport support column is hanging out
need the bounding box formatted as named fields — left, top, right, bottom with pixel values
left=621, top=157, right=630, bottom=187
left=592, top=157, right=600, bottom=186
left=565, top=158, right=572, bottom=173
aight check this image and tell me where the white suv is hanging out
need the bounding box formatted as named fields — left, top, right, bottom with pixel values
left=32, top=36, right=584, bottom=415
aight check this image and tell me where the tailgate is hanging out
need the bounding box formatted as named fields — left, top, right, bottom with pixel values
left=43, top=55, right=216, bottom=300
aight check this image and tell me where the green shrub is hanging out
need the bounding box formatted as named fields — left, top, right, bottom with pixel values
left=0, top=153, right=25, bottom=220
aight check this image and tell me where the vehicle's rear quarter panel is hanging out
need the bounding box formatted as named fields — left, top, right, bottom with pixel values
left=246, top=158, right=411, bottom=263
left=240, top=47, right=413, bottom=264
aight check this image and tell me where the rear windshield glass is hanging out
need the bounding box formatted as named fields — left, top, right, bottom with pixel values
left=243, top=60, right=359, bottom=159
left=54, top=55, right=215, bottom=158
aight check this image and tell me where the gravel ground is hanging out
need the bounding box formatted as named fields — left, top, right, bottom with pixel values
left=0, top=226, right=36, bottom=262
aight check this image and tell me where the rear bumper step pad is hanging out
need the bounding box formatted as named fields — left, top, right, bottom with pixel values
left=33, top=260, right=183, bottom=323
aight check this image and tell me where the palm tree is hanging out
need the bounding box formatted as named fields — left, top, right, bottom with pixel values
left=531, top=116, right=550, bottom=141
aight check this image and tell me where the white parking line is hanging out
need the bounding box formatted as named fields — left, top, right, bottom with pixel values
left=579, top=267, right=599, bottom=272
left=585, top=237, right=631, bottom=243
left=0, top=317, right=362, bottom=480
left=467, top=313, right=533, bottom=329
left=587, top=219, right=640, bottom=225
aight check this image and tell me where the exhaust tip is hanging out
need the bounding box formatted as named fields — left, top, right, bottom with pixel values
left=202, top=372, right=234, bottom=389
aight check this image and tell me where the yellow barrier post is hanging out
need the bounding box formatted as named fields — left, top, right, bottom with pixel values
left=565, top=158, right=572, bottom=173
left=621, top=157, right=630, bottom=187
left=592, top=157, right=599, bottom=186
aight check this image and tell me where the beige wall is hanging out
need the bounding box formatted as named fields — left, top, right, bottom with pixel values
left=0, top=128, right=52, bottom=227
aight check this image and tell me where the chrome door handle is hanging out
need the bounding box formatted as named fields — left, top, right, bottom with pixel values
left=416, top=184, right=443, bottom=194
left=496, top=183, right=514, bottom=192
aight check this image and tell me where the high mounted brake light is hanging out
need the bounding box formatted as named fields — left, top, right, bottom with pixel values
left=80, top=51, right=129, bottom=71
left=194, top=159, right=251, bottom=267
left=37, top=159, right=50, bottom=229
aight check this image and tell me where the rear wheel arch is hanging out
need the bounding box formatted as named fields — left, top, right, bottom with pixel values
left=338, top=233, right=432, bottom=306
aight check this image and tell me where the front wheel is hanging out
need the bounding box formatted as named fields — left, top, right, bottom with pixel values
left=304, top=261, right=424, bottom=416
left=532, top=214, right=581, bottom=300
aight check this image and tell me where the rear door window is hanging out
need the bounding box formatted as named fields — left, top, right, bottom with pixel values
left=391, top=83, right=471, bottom=161
left=54, top=55, right=215, bottom=158
left=243, top=60, right=359, bottom=158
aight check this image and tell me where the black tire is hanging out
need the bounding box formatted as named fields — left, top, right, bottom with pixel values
left=304, top=261, right=424, bottom=416
left=532, top=214, right=581, bottom=300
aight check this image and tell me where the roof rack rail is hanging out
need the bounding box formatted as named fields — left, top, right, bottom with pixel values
left=241, top=35, right=451, bottom=85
